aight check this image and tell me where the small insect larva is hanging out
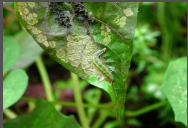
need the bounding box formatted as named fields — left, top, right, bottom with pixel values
left=93, top=48, right=114, bottom=81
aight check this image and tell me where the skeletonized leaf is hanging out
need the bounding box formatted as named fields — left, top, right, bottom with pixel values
left=14, top=2, right=138, bottom=119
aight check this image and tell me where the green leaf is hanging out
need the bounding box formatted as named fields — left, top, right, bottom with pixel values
left=3, top=69, right=28, bottom=109
left=14, top=2, right=138, bottom=119
left=11, top=30, right=43, bottom=70
left=3, top=99, right=82, bottom=128
left=3, top=36, right=20, bottom=76
left=160, top=57, right=187, bottom=126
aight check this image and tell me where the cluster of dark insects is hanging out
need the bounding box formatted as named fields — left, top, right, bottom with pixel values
left=71, top=2, right=94, bottom=23
left=49, top=2, right=94, bottom=28
left=49, top=2, right=72, bottom=28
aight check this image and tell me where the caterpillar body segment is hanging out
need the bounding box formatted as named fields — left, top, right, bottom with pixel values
left=93, top=48, right=114, bottom=81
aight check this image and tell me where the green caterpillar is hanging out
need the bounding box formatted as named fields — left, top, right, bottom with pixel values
left=93, top=48, right=114, bottom=81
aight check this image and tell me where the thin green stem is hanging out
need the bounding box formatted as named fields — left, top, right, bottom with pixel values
left=157, top=2, right=171, bottom=60
left=21, top=97, right=113, bottom=109
left=125, top=101, right=168, bottom=117
left=3, top=3, right=15, bottom=15
left=28, top=101, right=36, bottom=112
left=92, top=110, right=108, bottom=128
left=71, top=72, right=89, bottom=128
left=88, top=91, right=102, bottom=125
left=21, top=97, right=168, bottom=118
left=35, top=56, right=54, bottom=102
left=3, top=109, right=17, bottom=119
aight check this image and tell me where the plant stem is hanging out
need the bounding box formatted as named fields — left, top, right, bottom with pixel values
left=3, top=3, right=15, bottom=15
left=21, top=97, right=113, bottom=109
left=21, top=97, right=168, bottom=117
left=71, top=72, right=89, bottom=128
left=87, top=90, right=102, bottom=125
left=157, top=2, right=171, bottom=60
left=35, top=56, right=54, bottom=102
left=28, top=101, right=36, bottom=112
left=92, top=110, right=108, bottom=128
left=125, top=101, right=168, bottom=117
left=3, top=109, right=17, bottom=119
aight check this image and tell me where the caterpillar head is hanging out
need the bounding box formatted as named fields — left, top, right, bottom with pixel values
left=103, top=48, right=106, bottom=52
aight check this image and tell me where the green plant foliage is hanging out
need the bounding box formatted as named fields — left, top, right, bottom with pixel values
left=3, top=99, right=82, bottom=128
left=14, top=2, right=138, bottom=119
left=3, top=69, right=28, bottom=109
left=160, top=57, right=187, bottom=126
left=3, top=36, right=20, bottom=76
left=3, top=35, right=29, bottom=109
left=11, top=30, right=43, bottom=70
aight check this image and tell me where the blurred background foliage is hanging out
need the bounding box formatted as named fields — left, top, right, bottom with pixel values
left=3, top=2, right=187, bottom=128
